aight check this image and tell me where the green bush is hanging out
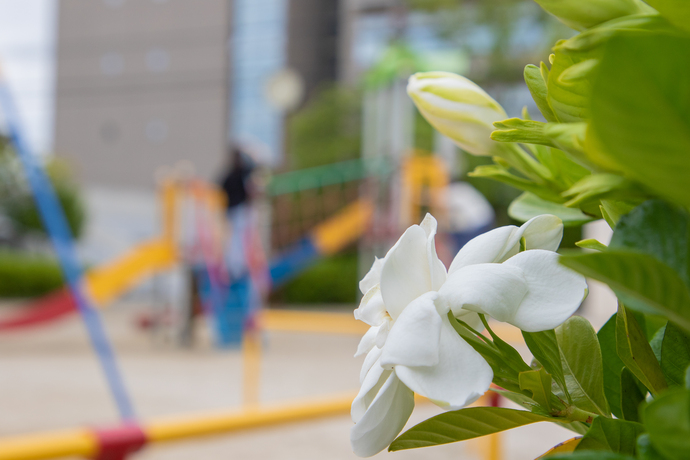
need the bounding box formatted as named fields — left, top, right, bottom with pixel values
left=0, top=150, right=86, bottom=239
left=271, top=251, right=359, bottom=304
left=0, top=250, right=64, bottom=298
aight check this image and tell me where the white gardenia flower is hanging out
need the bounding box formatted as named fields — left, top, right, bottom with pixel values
left=407, top=72, right=507, bottom=157
left=351, top=214, right=587, bottom=457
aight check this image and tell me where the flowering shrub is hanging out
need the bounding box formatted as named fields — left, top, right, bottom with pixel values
left=351, top=0, right=690, bottom=458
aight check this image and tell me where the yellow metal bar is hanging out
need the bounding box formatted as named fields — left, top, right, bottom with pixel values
left=311, top=200, right=373, bottom=255
left=146, top=392, right=355, bottom=442
left=242, top=328, right=262, bottom=407
left=0, top=394, right=357, bottom=460
left=0, top=429, right=97, bottom=460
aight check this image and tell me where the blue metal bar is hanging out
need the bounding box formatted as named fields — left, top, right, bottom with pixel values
left=0, top=72, right=136, bottom=420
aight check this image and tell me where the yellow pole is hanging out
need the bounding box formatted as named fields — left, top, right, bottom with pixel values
left=242, top=328, right=262, bottom=407
left=0, top=429, right=97, bottom=460
left=0, top=394, right=356, bottom=460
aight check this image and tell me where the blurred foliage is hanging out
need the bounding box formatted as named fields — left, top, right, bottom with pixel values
left=0, top=249, right=63, bottom=298
left=288, top=85, right=362, bottom=170
left=0, top=146, right=86, bottom=240
left=405, top=0, right=571, bottom=83
left=271, top=251, right=359, bottom=304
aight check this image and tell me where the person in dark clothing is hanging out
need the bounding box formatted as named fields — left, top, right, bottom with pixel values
left=220, top=146, right=255, bottom=209
left=219, top=145, right=256, bottom=278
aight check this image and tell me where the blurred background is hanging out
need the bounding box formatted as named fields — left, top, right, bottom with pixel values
left=0, top=1, right=603, bottom=459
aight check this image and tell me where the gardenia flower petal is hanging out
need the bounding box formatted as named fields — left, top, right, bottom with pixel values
left=380, top=292, right=442, bottom=369
left=350, top=373, right=415, bottom=458
left=359, top=257, right=384, bottom=294
left=438, top=263, right=528, bottom=321
left=502, top=249, right=588, bottom=332
left=394, top=312, right=492, bottom=409
left=355, top=325, right=380, bottom=358
left=379, top=224, right=432, bottom=320
left=359, top=346, right=383, bottom=384
left=420, top=214, right=448, bottom=290
left=354, top=285, right=387, bottom=327
left=352, top=356, right=388, bottom=422
left=449, top=215, right=563, bottom=274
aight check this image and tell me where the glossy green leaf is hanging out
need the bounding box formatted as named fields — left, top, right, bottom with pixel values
left=533, top=0, right=653, bottom=31
left=556, top=316, right=609, bottom=416
left=575, top=416, right=645, bottom=454
left=509, top=192, right=594, bottom=226
left=389, top=407, right=551, bottom=451
left=620, top=368, right=645, bottom=422
left=547, top=45, right=591, bottom=123
left=522, top=329, right=570, bottom=402
left=547, top=453, right=634, bottom=460
left=520, top=368, right=557, bottom=413
left=560, top=251, right=690, bottom=333
left=588, top=34, right=690, bottom=208
left=636, top=433, right=667, bottom=460
left=524, top=64, right=557, bottom=122
left=598, top=315, right=625, bottom=419
left=616, top=304, right=668, bottom=395
left=644, top=388, right=690, bottom=459
left=661, top=323, right=690, bottom=387
left=469, top=165, right=565, bottom=203
left=562, top=174, right=644, bottom=208
left=450, top=314, right=530, bottom=393
left=576, top=239, right=608, bottom=252
left=644, top=0, right=690, bottom=32
left=609, top=200, right=690, bottom=289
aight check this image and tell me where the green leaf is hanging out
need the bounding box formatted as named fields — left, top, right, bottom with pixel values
left=644, top=388, right=690, bottom=459
left=598, top=315, right=625, bottom=419
left=469, top=165, right=565, bottom=203
left=636, top=433, right=667, bottom=460
left=559, top=251, right=690, bottom=333
left=588, top=34, right=690, bottom=208
left=547, top=453, right=634, bottom=460
left=449, top=314, right=530, bottom=393
left=620, top=367, right=645, bottom=422
left=562, top=174, right=645, bottom=208
left=661, top=323, right=690, bottom=387
left=524, top=64, right=558, bottom=122
left=520, top=368, right=557, bottom=413
left=644, top=0, right=690, bottom=32
left=616, top=304, right=668, bottom=395
left=556, top=316, right=610, bottom=416
left=509, top=192, right=594, bottom=226
left=600, top=199, right=635, bottom=228
left=522, top=329, right=570, bottom=401
left=609, top=200, right=690, bottom=289
left=532, top=0, right=654, bottom=31
left=575, top=416, right=645, bottom=454
left=547, top=44, right=591, bottom=123
left=576, top=239, right=608, bottom=251
left=491, top=118, right=555, bottom=146
left=389, top=407, right=551, bottom=451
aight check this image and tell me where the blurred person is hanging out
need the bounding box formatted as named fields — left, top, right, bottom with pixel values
left=219, top=144, right=257, bottom=279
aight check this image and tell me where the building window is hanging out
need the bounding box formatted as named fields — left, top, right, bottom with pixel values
left=100, top=53, right=124, bottom=76
left=146, top=48, right=170, bottom=72
left=100, top=121, right=121, bottom=144
left=146, top=119, right=168, bottom=143
left=103, top=0, right=126, bottom=8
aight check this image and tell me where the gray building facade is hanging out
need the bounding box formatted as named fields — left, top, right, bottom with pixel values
left=54, top=0, right=230, bottom=190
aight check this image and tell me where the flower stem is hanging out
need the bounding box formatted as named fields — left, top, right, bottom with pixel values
left=562, top=406, right=598, bottom=424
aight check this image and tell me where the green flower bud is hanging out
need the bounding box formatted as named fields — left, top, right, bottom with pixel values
left=533, top=0, right=654, bottom=31
left=407, top=72, right=507, bottom=157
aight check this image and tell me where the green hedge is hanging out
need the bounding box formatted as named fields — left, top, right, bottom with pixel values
left=0, top=250, right=64, bottom=298
left=271, top=251, right=359, bottom=305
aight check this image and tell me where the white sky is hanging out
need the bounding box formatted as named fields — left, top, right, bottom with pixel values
left=0, top=0, right=56, bottom=154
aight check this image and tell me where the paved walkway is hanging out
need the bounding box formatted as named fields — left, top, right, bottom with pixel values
left=0, top=301, right=577, bottom=460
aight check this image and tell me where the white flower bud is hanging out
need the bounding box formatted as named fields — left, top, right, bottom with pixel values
left=407, top=72, right=507, bottom=157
